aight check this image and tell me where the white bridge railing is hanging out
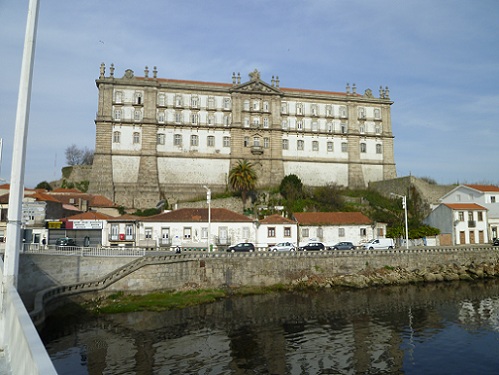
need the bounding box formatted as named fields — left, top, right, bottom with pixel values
left=23, top=244, right=146, bottom=257
left=0, top=258, right=57, bottom=375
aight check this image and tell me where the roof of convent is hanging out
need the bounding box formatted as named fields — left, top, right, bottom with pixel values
left=293, top=212, right=373, bottom=226
left=140, top=208, right=253, bottom=223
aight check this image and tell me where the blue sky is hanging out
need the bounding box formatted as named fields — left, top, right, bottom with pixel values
left=1, top=0, right=498, bottom=188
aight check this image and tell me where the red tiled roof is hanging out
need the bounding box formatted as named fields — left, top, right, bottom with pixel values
left=67, top=211, right=114, bottom=220
left=141, top=208, right=253, bottom=223
left=465, top=184, right=499, bottom=193
left=293, top=212, right=372, bottom=225
left=259, top=214, right=296, bottom=224
left=51, top=188, right=83, bottom=194
left=443, top=203, right=487, bottom=210
left=26, top=191, right=61, bottom=203
left=107, top=214, right=141, bottom=222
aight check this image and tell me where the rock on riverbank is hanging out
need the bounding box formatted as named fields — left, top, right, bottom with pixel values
left=291, top=262, right=499, bottom=289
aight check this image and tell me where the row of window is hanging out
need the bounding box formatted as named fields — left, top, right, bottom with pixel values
left=301, top=227, right=374, bottom=238
left=114, top=91, right=382, bottom=121
left=113, top=131, right=383, bottom=154
left=457, top=211, right=484, bottom=222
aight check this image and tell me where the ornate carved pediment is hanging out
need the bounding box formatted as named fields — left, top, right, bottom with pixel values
left=232, top=69, right=281, bottom=94
left=123, top=69, right=135, bottom=79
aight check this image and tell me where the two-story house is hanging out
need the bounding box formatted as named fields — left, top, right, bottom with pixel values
left=257, top=214, right=298, bottom=248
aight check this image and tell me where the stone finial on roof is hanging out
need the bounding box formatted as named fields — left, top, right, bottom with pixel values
left=144, top=66, right=149, bottom=78
left=271, top=75, right=275, bottom=87
left=232, top=72, right=237, bottom=85
left=153, top=66, right=157, bottom=78
left=352, top=83, right=357, bottom=94
left=346, top=83, right=350, bottom=94
left=385, top=86, right=390, bottom=99
left=109, top=63, right=115, bottom=77
left=379, top=85, right=384, bottom=98
left=99, top=62, right=105, bottom=79
left=275, top=76, right=280, bottom=88
left=237, top=72, right=241, bottom=84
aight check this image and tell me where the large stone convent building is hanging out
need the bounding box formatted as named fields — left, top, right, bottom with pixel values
left=89, top=64, right=396, bottom=208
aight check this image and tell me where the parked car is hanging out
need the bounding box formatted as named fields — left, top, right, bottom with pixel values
left=493, top=238, right=499, bottom=246
left=331, top=241, right=356, bottom=250
left=299, top=242, right=325, bottom=251
left=55, top=237, right=77, bottom=248
left=227, top=242, right=255, bottom=252
left=363, top=238, right=395, bottom=250
left=270, top=242, right=295, bottom=252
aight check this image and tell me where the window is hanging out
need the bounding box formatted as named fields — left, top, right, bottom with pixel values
left=135, top=92, right=143, bottom=105
left=175, top=94, right=183, bottom=107
left=360, top=228, right=367, bottom=236
left=281, top=119, right=288, bottom=129
left=113, top=131, right=121, bottom=143
left=174, top=134, right=182, bottom=146
left=207, top=136, right=215, bottom=147
left=263, top=117, right=269, bottom=128
left=312, top=141, right=319, bottom=151
left=223, top=136, right=230, bottom=147
left=339, top=228, right=345, bottom=237
left=158, top=93, right=166, bottom=107
left=375, top=124, right=381, bottom=134
left=208, top=96, right=215, bottom=109
left=244, top=137, right=250, bottom=147
left=341, top=142, right=348, bottom=152
left=468, top=211, right=474, bottom=221
left=376, top=144, right=382, bottom=154
left=263, top=101, right=269, bottom=112
left=201, top=227, right=208, bottom=239
left=208, top=114, right=215, bottom=126
left=374, top=108, right=381, bottom=119
left=341, top=122, right=347, bottom=134
left=157, top=133, right=165, bottom=145
left=191, top=113, right=199, bottom=125
left=242, top=227, right=250, bottom=240
left=252, top=117, right=260, bottom=127
left=478, top=211, right=483, bottom=221
left=327, top=122, right=333, bottom=133
left=244, top=117, right=250, bottom=127
left=133, top=132, right=140, bottom=144
left=296, top=103, right=303, bottom=115
left=282, top=139, right=289, bottom=150
left=191, top=95, right=199, bottom=108
left=268, top=227, right=276, bottom=237
left=458, top=211, right=464, bottom=221
left=326, top=105, right=333, bottom=117
left=281, top=102, right=288, bottom=114
left=191, top=135, right=199, bottom=146
left=145, top=227, right=152, bottom=239
left=158, top=112, right=165, bottom=123
left=243, top=100, right=250, bottom=111
left=223, top=97, right=231, bottom=110
left=253, top=100, right=260, bottom=111
left=360, top=143, right=367, bottom=153
left=175, top=111, right=182, bottom=124
left=284, top=227, right=291, bottom=237
left=359, top=124, right=365, bottom=133
left=223, top=114, right=231, bottom=126
left=297, top=120, right=303, bottom=130
left=134, top=110, right=141, bottom=121
left=114, top=109, right=121, bottom=120
left=358, top=107, right=366, bottom=119
left=264, top=137, right=270, bottom=148
left=126, top=224, right=134, bottom=238
left=317, top=227, right=323, bottom=238
left=312, top=121, right=318, bottom=132
left=183, top=227, right=192, bottom=239
left=253, top=137, right=260, bottom=147
left=492, top=196, right=496, bottom=203
left=302, top=228, right=309, bottom=237
left=311, top=104, right=318, bottom=116
left=340, top=106, right=347, bottom=118
left=115, top=91, right=123, bottom=103
left=327, top=142, right=333, bottom=152
left=297, top=140, right=304, bottom=150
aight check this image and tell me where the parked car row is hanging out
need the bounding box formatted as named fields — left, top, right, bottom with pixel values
left=225, top=240, right=385, bottom=252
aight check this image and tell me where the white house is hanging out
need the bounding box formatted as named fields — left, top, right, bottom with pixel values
left=439, top=184, right=499, bottom=240
left=293, top=212, right=386, bottom=247
left=137, top=208, right=256, bottom=250
left=424, top=203, right=488, bottom=245
left=257, top=214, right=298, bottom=248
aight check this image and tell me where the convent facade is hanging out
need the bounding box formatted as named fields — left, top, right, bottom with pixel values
left=89, top=64, right=396, bottom=208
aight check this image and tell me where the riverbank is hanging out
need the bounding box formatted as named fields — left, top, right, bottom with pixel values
left=69, top=260, right=499, bottom=316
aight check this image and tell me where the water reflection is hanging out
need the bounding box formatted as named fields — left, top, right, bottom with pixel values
left=41, top=280, right=499, bottom=374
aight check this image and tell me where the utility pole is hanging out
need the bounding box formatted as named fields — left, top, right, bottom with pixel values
left=203, top=185, right=211, bottom=252
left=391, top=193, right=409, bottom=249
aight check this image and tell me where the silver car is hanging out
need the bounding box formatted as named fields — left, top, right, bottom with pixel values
left=270, top=242, right=295, bottom=252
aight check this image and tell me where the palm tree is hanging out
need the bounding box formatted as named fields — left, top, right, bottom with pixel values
left=228, top=159, right=258, bottom=208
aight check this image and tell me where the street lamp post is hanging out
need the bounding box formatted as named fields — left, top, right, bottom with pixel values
left=203, top=185, right=211, bottom=252
left=391, top=193, right=409, bottom=249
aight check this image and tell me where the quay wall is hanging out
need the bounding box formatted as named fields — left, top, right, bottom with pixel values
left=18, top=247, right=499, bottom=304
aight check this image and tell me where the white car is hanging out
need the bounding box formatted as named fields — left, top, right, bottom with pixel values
left=270, top=242, right=295, bottom=252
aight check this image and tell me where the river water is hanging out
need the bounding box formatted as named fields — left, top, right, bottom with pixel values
left=40, top=280, right=499, bottom=375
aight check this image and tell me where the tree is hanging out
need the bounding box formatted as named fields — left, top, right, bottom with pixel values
left=35, top=181, right=52, bottom=191
left=279, top=174, right=304, bottom=201
left=228, top=159, right=258, bottom=208
left=65, top=144, right=94, bottom=166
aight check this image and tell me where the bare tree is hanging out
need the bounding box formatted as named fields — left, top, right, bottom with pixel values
left=65, top=144, right=94, bottom=166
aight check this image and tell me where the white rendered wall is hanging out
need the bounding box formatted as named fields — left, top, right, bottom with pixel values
left=157, top=157, right=230, bottom=186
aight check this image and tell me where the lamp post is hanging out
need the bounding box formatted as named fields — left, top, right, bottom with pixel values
left=203, top=185, right=211, bottom=252
left=391, top=193, right=409, bottom=249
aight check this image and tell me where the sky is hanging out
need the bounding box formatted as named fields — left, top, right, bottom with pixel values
left=1, top=0, right=498, bottom=189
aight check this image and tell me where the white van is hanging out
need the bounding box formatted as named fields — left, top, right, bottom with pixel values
left=363, top=238, right=395, bottom=250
